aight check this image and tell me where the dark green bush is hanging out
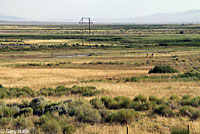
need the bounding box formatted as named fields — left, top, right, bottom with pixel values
left=30, top=97, right=46, bottom=116
left=149, top=66, right=178, bottom=73
left=18, top=107, right=33, bottom=117
left=191, top=110, right=200, bottom=120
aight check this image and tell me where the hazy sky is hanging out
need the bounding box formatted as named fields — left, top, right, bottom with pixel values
left=0, top=0, right=200, bottom=21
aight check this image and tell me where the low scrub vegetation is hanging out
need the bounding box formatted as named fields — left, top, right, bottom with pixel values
left=0, top=85, right=104, bottom=99
left=170, top=127, right=188, bottom=134
left=0, top=94, right=199, bottom=133
left=17, top=62, right=70, bottom=68
left=87, top=61, right=124, bottom=65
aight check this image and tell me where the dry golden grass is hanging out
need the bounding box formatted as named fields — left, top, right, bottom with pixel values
left=76, top=116, right=200, bottom=134
left=0, top=49, right=200, bottom=99
left=76, top=81, right=200, bottom=98
left=0, top=66, right=148, bottom=90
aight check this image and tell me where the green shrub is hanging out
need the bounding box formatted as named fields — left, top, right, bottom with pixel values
left=99, top=108, right=112, bottom=119
left=170, top=95, right=180, bottom=101
left=0, top=117, right=11, bottom=127
left=68, top=100, right=90, bottom=116
left=123, top=77, right=138, bottom=82
left=40, top=88, right=55, bottom=96
left=154, top=105, right=173, bottom=117
left=44, top=102, right=65, bottom=115
left=62, top=124, right=76, bottom=134
left=90, top=98, right=105, bottom=109
left=100, top=96, right=113, bottom=108
left=133, top=94, right=147, bottom=102
left=179, top=106, right=196, bottom=116
left=55, top=86, right=71, bottom=96
left=68, top=100, right=101, bottom=123
left=0, top=91, right=7, bottom=98
left=13, top=116, right=34, bottom=129
left=149, top=66, right=178, bottom=73
left=180, top=95, right=192, bottom=106
left=71, top=86, right=95, bottom=94
left=0, top=106, right=19, bottom=118
left=170, top=127, right=188, bottom=134
left=0, top=86, right=36, bottom=99
left=190, top=97, right=200, bottom=107
left=182, top=95, right=192, bottom=100
left=131, top=101, right=153, bottom=111
left=82, top=90, right=103, bottom=96
left=149, top=96, right=159, bottom=102
left=114, top=96, right=132, bottom=109
left=105, top=109, right=137, bottom=124
left=77, top=108, right=101, bottom=123
left=177, top=72, right=200, bottom=80
left=40, top=117, right=60, bottom=134
left=108, top=100, right=121, bottom=109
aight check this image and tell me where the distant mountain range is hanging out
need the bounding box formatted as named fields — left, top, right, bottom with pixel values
left=93, top=9, right=200, bottom=24
left=0, top=14, right=24, bottom=21
left=131, top=9, right=200, bottom=23
left=1, top=9, right=200, bottom=24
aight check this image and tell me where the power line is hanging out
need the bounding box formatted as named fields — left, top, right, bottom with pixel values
left=79, top=17, right=93, bottom=45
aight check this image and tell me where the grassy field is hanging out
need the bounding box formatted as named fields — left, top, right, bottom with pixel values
left=0, top=24, right=200, bottom=134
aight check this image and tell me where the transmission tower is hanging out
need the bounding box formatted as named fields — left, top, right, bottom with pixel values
left=79, top=17, right=93, bottom=45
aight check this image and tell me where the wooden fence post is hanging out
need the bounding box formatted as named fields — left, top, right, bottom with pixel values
left=188, top=125, right=190, bottom=134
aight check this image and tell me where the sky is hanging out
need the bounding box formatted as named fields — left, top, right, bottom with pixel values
left=0, top=0, right=200, bottom=21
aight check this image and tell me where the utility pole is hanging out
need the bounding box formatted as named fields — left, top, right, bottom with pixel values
left=79, top=17, right=93, bottom=45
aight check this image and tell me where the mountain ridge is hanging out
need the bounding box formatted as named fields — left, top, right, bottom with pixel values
left=1, top=9, right=200, bottom=24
